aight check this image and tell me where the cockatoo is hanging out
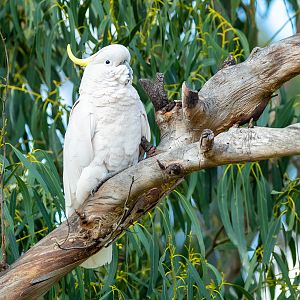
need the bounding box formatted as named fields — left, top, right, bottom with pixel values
left=63, top=44, right=150, bottom=268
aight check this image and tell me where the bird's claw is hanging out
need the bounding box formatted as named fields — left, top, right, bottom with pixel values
left=90, top=186, right=99, bottom=197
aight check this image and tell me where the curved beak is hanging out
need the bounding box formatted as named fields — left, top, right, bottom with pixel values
left=67, top=44, right=97, bottom=67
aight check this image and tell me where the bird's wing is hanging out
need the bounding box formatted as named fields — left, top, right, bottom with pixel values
left=63, top=98, right=95, bottom=216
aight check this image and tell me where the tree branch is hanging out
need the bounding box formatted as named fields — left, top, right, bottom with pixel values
left=155, top=34, right=300, bottom=151
left=1, top=34, right=300, bottom=299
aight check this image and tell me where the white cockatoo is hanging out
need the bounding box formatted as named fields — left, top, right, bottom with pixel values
left=63, top=44, right=150, bottom=268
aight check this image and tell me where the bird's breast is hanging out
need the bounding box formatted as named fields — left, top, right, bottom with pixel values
left=92, top=98, right=142, bottom=172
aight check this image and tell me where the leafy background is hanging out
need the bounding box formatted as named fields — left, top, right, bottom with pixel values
left=0, top=0, right=300, bottom=299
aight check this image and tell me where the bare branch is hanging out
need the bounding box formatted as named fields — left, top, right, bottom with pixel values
left=1, top=124, right=299, bottom=299
left=155, top=35, right=300, bottom=151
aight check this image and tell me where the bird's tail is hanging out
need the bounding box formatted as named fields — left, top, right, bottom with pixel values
left=80, top=245, right=112, bottom=269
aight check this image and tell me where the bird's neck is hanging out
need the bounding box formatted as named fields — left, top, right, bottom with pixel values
left=79, top=80, right=138, bottom=107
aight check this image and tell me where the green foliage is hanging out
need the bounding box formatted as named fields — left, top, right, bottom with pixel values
left=0, top=0, right=300, bottom=299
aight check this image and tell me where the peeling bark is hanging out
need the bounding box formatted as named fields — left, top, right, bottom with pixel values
left=1, top=34, right=300, bottom=300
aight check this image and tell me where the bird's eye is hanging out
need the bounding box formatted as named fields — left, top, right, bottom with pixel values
left=105, top=60, right=111, bottom=65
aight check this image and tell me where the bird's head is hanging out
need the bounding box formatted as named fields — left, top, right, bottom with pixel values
left=67, top=44, right=133, bottom=87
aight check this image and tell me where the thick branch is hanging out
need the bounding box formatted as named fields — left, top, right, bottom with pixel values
left=154, top=35, right=300, bottom=151
left=193, top=36, right=300, bottom=133
left=1, top=124, right=300, bottom=299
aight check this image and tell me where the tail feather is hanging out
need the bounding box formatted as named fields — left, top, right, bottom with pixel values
left=80, top=245, right=112, bottom=269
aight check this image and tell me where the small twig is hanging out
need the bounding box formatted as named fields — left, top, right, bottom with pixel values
left=156, top=159, right=166, bottom=170
left=53, top=195, right=79, bottom=251
left=103, top=175, right=135, bottom=247
left=284, top=0, right=296, bottom=34
left=55, top=242, right=93, bottom=251
left=54, top=217, right=89, bottom=251
left=205, top=225, right=224, bottom=259
left=0, top=31, right=9, bottom=271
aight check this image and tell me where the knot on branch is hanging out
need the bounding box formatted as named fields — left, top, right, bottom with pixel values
left=221, top=53, right=236, bottom=69
left=200, top=129, right=214, bottom=154
left=139, top=73, right=170, bottom=111
left=249, top=46, right=263, bottom=59
left=131, top=188, right=161, bottom=215
left=166, top=163, right=183, bottom=176
left=157, top=160, right=184, bottom=176
left=0, top=261, right=9, bottom=272
left=182, top=82, right=207, bottom=129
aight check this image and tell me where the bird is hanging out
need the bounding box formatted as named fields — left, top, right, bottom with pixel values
left=63, top=44, right=151, bottom=268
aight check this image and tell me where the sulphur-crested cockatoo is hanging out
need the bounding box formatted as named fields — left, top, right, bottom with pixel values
left=63, top=44, right=150, bottom=268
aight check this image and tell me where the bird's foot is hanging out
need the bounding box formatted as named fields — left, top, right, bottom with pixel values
left=0, top=260, right=9, bottom=271
left=141, top=136, right=158, bottom=157
left=90, top=186, right=98, bottom=197
left=90, top=168, right=127, bottom=196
